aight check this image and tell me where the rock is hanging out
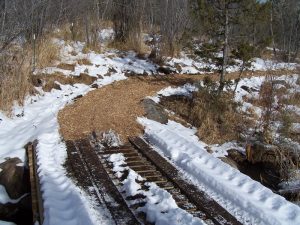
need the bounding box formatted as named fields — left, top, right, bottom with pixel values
left=0, top=195, right=32, bottom=225
left=241, top=85, right=258, bottom=93
left=142, top=99, right=168, bottom=124
left=272, top=80, right=287, bottom=86
left=227, top=149, right=246, bottom=163
left=158, top=66, right=176, bottom=75
left=91, top=84, right=99, bottom=89
left=220, top=157, right=239, bottom=169
left=52, top=82, right=62, bottom=90
left=0, top=158, right=30, bottom=199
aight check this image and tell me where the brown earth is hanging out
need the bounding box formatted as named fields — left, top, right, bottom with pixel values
left=58, top=70, right=297, bottom=142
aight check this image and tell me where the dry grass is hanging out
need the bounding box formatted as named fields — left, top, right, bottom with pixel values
left=192, top=89, right=246, bottom=144
left=57, top=63, right=76, bottom=71
left=82, top=43, right=102, bottom=54
left=108, top=36, right=150, bottom=55
left=160, top=40, right=181, bottom=58
left=160, top=79, right=249, bottom=144
left=53, top=23, right=85, bottom=42
left=77, top=58, right=93, bottom=66
left=0, top=47, right=34, bottom=113
left=36, top=37, right=60, bottom=68
left=287, top=92, right=300, bottom=107
left=32, top=72, right=97, bottom=92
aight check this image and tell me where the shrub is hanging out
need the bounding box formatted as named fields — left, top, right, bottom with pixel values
left=191, top=77, right=245, bottom=144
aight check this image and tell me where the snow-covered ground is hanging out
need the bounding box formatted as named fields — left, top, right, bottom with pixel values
left=165, top=53, right=297, bottom=75
left=0, top=28, right=299, bottom=225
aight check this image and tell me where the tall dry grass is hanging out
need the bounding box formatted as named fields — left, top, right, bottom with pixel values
left=0, top=47, right=33, bottom=113
left=0, top=36, right=60, bottom=113
left=36, top=37, right=60, bottom=68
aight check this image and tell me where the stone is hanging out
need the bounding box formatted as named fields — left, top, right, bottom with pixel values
left=0, top=158, right=30, bottom=199
left=0, top=195, right=32, bottom=224
left=158, top=66, right=176, bottom=75
left=142, top=99, right=168, bottom=124
left=227, top=149, right=246, bottom=163
left=220, top=157, right=239, bottom=169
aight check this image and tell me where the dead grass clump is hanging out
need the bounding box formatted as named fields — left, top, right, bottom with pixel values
left=160, top=40, right=181, bottom=58
left=57, top=63, right=76, bottom=71
left=32, top=72, right=97, bottom=92
left=160, top=95, right=191, bottom=121
left=160, top=77, right=247, bottom=144
left=288, top=92, right=300, bottom=107
left=108, top=36, right=149, bottom=55
left=36, top=37, right=60, bottom=68
left=0, top=48, right=34, bottom=113
left=53, top=23, right=85, bottom=42
left=78, top=58, right=93, bottom=66
left=191, top=85, right=244, bottom=144
left=82, top=43, right=102, bottom=54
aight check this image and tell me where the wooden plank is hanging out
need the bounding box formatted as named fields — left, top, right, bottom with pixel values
left=27, top=142, right=44, bottom=224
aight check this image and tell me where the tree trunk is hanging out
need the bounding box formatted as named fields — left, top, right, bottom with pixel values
left=219, top=4, right=229, bottom=92
left=85, top=15, right=90, bottom=46
left=270, top=0, right=277, bottom=59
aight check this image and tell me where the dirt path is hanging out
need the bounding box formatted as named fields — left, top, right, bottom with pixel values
left=58, top=76, right=184, bottom=141
left=58, top=70, right=296, bottom=142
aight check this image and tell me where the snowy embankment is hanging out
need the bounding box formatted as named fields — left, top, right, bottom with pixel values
left=108, top=153, right=206, bottom=225
left=138, top=118, right=300, bottom=225
left=138, top=74, right=300, bottom=225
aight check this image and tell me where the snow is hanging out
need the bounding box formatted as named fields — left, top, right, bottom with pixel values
left=210, top=142, right=245, bottom=158
left=148, top=83, right=197, bottom=103
left=0, top=39, right=139, bottom=224
left=0, top=186, right=27, bottom=204
left=36, top=40, right=157, bottom=77
left=250, top=58, right=297, bottom=71
left=165, top=52, right=297, bottom=75
left=108, top=153, right=206, bottom=225
left=99, top=28, right=114, bottom=41
left=0, top=221, right=16, bottom=225
left=291, top=123, right=300, bottom=133
left=138, top=118, right=300, bottom=225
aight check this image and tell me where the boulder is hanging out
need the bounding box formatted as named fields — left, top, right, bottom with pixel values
left=227, top=149, right=246, bottom=163
left=158, top=66, right=176, bottom=75
left=0, top=158, right=30, bottom=199
left=220, top=157, right=239, bottom=169
left=0, top=195, right=32, bottom=225
left=142, top=99, right=168, bottom=124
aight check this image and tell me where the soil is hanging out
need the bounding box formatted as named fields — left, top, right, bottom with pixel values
left=58, top=75, right=205, bottom=141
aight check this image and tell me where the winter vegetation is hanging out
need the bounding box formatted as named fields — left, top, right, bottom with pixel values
left=0, top=0, right=300, bottom=225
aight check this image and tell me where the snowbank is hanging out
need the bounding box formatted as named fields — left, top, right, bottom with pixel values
left=138, top=118, right=300, bottom=225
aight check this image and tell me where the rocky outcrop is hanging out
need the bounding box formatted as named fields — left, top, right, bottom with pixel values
left=142, top=99, right=168, bottom=124
left=0, top=195, right=32, bottom=225
left=0, top=158, right=30, bottom=199
left=0, top=158, right=32, bottom=225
